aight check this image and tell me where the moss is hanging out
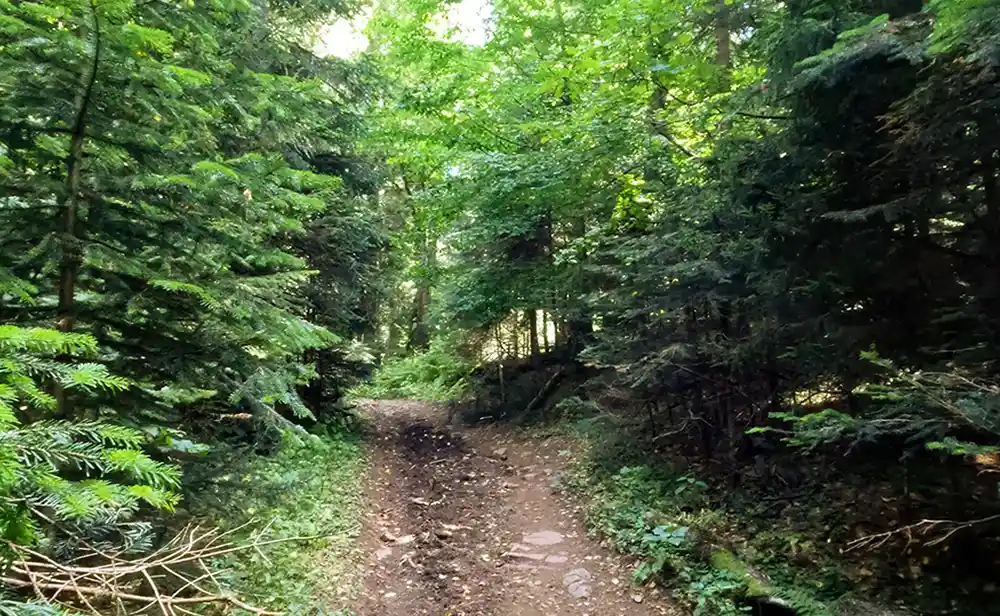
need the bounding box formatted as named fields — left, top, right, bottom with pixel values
left=712, top=549, right=773, bottom=597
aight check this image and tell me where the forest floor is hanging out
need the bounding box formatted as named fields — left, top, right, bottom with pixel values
left=352, top=399, right=682, bottom=616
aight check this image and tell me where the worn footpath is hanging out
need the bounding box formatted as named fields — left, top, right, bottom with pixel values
left=354, top=399, right=681, bottom=616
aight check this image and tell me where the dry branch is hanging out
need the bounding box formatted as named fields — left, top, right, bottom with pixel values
left=3, top=522, right=321, bottom=616
left=846, top=513, right=1000, bottom=552
left=523, top=367, right=565, bottom=415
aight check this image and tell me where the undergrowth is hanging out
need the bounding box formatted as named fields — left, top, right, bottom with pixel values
left=561, top=419, right=836, bottom=616
left=185, top=427, right=366, bottom=615
left=353, top=335, right=474, bottom=401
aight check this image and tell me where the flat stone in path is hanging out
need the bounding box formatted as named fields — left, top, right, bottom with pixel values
left=523, top=530, right=565, bottom=546
left=563, top=568, right=594, bottom=598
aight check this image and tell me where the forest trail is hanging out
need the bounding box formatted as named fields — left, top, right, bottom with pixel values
left=354, top=399, right=680, bottom=616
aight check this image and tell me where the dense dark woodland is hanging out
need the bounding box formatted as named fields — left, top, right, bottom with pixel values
left=1, top=0, right=1000, bottom=614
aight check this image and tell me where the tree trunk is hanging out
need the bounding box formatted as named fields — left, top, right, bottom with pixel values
left=541, top=310, right=550, bottom=354
left=56, top=4, right=101, bottom=417
left=407, top=287, right=430, bottom=351
left=565, top=216, right=592, bottom=353
left=511, top=312, right=520, bottom=360
left=407, top=225, right=437, bottom=352
left=528, top=308, right=540, bottom=361
left=714, top=0, right=731, bottom=69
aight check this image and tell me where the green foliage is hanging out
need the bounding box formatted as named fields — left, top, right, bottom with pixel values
left=567, top=463, right=742, bottom=615
left=186, top=428, right=366, bottom=614
left=0, top=322, right=179, bottom=556
left=762, top=350, right=1000, bottom=457
left=354, top=335, right=475, bottom=401
left=569, top=459, right=837, bottom=615
left=927, top=0, right=1000, bottom=54
left=0, top=0, right=381, bottom=437
left=0, top=0, right=377, bottom=608
left=0, top=601, right=78, bottom=616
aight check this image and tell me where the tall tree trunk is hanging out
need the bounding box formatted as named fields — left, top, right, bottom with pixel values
left=979, top=147, right=1000, bottom=347
left=407, top=225, right=437, bottom=352
left=56, top=3, right=100, bottom=417
left=511, top=312, right=520, bottom=360
left=528, top=308, right=539, bottom=361
left=542, top=309, right=550, bottom=354
left=982, top=148, right=999, bottom=253
left=407, top=286, right=431, bottom=351
left=565, top=216, right=592, bottom=353
left=714, top=0, right=731, bottom=69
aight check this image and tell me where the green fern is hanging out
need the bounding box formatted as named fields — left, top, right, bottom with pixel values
left=777, top=587, right=833, bottom=616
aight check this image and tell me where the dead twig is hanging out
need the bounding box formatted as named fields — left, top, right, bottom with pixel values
left=846, top=513, right=1000, bottom=552
left=4, top=521, right=324, bottom=616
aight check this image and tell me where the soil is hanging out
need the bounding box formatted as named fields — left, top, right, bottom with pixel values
left=354, top=399, right=682, bottom=616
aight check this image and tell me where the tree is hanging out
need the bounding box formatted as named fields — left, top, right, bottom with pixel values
left=0, top=270, right=179, bottom=558
left=0, top=0, right=378, bottom=608
left=0, top=0, right=378, bottom=434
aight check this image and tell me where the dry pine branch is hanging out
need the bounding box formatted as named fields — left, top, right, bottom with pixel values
left=2, top=522, right=321, bottom=616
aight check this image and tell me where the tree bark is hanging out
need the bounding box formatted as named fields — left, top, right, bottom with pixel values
left=55, top=2, right=101, bottom=417
left=528, top=308, right=539, bottom=360
left=407, top=285, right=431, bottom=351
left=714, top=0, right=731, bottom=69
left=541, top=309, right=550, bottom=354
left=511, top=312, right=520, bottom=360
left=407, top=224, right=436, bottom=352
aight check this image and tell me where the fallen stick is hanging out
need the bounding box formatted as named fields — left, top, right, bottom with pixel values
left=523, top=368, right=566, bottom=416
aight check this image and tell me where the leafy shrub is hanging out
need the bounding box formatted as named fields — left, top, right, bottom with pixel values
left=354, top=335, right=475, bottom=401
left=570, top=460, right=833, bottom=616
left=572, top=464, right=745, bottom=614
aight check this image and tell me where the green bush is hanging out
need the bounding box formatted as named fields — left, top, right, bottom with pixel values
left=0, top=324, right=181, bottom=609
left=570, top=464, right=743, bottom=614
left=761, top=350, right=1000, bottom=458
left=0, top=325, right=180, bottom=551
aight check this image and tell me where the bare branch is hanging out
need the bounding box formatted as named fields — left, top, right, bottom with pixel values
left=846, top=513, right=1000, bottom=552
left=4, top=522, right=324, bottom=616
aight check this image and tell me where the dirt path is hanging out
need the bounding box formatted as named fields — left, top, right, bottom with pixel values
left=354, top=399, right=681, bottom=616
